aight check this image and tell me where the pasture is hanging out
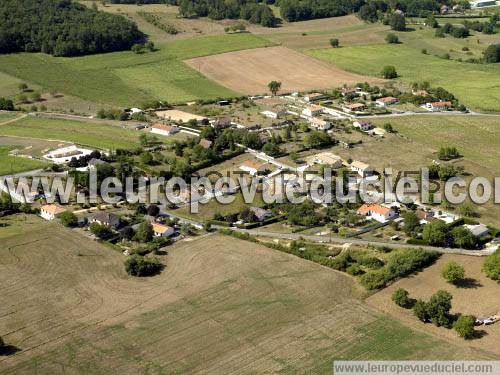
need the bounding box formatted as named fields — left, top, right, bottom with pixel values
left=185, top=46, right=384, bottom=95
left=367, top=254, right=500, bottom=356
left=0, top=221, right=496, bottom=374
left=0, top=34, right=273, bottom=107
left=0, top=146, right=48, bottom=176
left=0, top=117, right=142, bottom=150
left=308, top=44, right=500, bottom=112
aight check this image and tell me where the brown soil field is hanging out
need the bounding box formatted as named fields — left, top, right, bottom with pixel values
left=185, top=46, right=384, bottom=95
left=367, top=254, right=500, bottom=356
left=0, top=217, right=496, bottom=374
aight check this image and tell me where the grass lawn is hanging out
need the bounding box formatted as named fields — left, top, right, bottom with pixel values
left=0, top=146, right=48, bottom=176
left=0, top=117, right=142, bottom=150
left=371, top=115, right=500, bottom=174
left=0, top=225, right=495, bottom=373
left=0, top=34, right=273, bottom=107
left=307, top=43, right=500, bottom=112
left=0, top=111, right=22, bottom=124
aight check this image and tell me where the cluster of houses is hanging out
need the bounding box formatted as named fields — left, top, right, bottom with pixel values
left=39, top=204, right=177, bottom=238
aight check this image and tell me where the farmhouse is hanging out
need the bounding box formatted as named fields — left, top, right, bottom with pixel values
left=199, top=138, right=213, bottom=149
left=416, top=209, right=435, bottom=224
left=376, top=96, right=399, bottom=107
left=249, top=207, right=272, bottom=222
left=309, top=152, right=343, bottom=168
left=304, top=92, right=327, bottom=102
left=308, top=117, right=332, bottom=131
left=40, top=204, right=67, bottom=221
left=152, top=223, right=175, bottom=238
left=357, top=204, right=397, bottom=223
left=426, top=101, right=452, bottom=112
left=239, top=160, right=268, bottom=176
left=353, top=120, right=374, bottom=131
left=342, top=102, right=366, bottom=113
left=89, top=212, right=120, bottom=229
left=302, top=104, right=323, bottom=118
left=350, top=160, right=373, bottom=177
left=151, top=123, right=180, bottom=136
left=341, top=87, right=358, bottom=97
left=464, top=224, right=489, bottom=238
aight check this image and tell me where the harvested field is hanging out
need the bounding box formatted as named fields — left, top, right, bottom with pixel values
left=185, top=46, right=384, bottom=95
left=367, top=254, right=500, bottom=356
left=0, top=217, right=495, bottom=373
left=156, top=109, right=207, bottom=122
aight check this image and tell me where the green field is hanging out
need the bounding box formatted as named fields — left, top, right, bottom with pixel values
left=0, top=117, right=142, bottom=150
left=308, top=44, right=500, bottom=112
left=0, top=34, right=273, bottom=107
left=0, top=146, right=47, bottom=176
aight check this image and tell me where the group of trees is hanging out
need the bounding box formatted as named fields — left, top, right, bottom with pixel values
left=394, top=288, right=476, bottom=339
left=482, top=249, right=500, bottom=281
left=279, top=0, right=364, bottom=22
left=422, top=220, right=478, bottom=249
left=359, top=249, right=440, bottom=290
left=438, top=23, right=470, bottom=39
left=175, top=0, right=278, bottom=27
left=0, top=0, right=144, bottom=56
left=484, top=43, right=500, bottom=63
left=0, top=98, right=15, bottom=111
left=124, top=255, right=163, bottom=276
left=438, top=146, right=460, bottom=161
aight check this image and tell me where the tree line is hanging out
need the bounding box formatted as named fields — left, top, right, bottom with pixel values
left=0, top=0, right=144, bottom=56
left=279, top=0, right=363, bottom=22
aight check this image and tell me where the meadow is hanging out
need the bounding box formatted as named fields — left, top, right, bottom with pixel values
left=0, top=146, right=47, bottom=176
left=0, top=117, right=142, bottom=150
left=0, top=34, right=273, bottom=107
left=308, top=43, right=500, bottom=112
left=0, top=221, right=495, bottom=373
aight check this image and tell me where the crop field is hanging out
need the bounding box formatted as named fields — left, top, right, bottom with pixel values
left=0, top=146, right=48, bottom=176
left=367, top=254, right=500, bottom=356
left=0, top=117, right=142, bottom=150
left=308, top=44, right=500, bottom=112
left=0, top=220, right=496, bottom=374
left=0, top=34, right=273, bottom=107
left=185, top=46, right=384, bottom=94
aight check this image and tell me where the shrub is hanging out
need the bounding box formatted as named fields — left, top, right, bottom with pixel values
left=59, top=211, right=77, bottom=227
left=330, top=38, right=339, bottom=48
left=441, top=262, right=465, bottom=284
left=381, top=65, right=397, bottom=79
left=124, top=255, right=163, bottom=277
left=89, top=222, right=113, bottom=239
left=454, top=315, right=475, bottom=339
left=346, top=264, right=364, bottom=276
left=392, top=288, right=411, bottom=308
left=413, top=299, right=428, bottom=322
left=482, top=249, right=500, bottom=281
left=359, top=270, right=387, bottom=290
left=385, top=33, right=399, bottom=44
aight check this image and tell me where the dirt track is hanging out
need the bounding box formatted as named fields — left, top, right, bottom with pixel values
left=185, top=46, right=384, bottom=94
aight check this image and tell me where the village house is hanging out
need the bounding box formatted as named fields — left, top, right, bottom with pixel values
left=353, top=120, right=374, bottom=131
left=350, top=160, right=373, bottom=177
left=341, top=87, right=358, bottom=97
left=412, top=89, right=429, bottom=97
left=464, top=224, right=489, bottom=238
left=261, top=107, right=288, bottom=119
left=302, top=104, right=323, bottom=118
left=375, top=96, right=399, bottom=107
left=249, top=207, right=272, bottom=222
left=239, top=160, right=268, bottom=176
left=88, top=158, right=108, bottom=170
left=416, top=209, right=435, bottom=224
left=211, top=117, right=232, bottom=130
left=308, top=117, right=332, bottom=131
left=309, top=152, right=343, bottom=169
left=304, top=92, right=327, bottom=102
left=89, top=211, right=121, bottom=230
left=357, top=203, right=398, bottom=223
left=198, top=138, right=213, bottom=149
left=426, top=101, right=453, bottom=112
left=40, top=204, right=67, bottom=221
left=152, top=222, right=175, bottom=238
left=342, top=102, right=366, bottom=113
left=151, top=123, right=180, bottom=136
